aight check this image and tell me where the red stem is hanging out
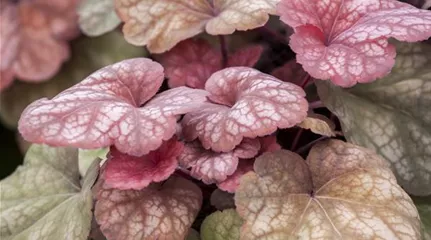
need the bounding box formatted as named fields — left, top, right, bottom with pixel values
left=291, top=128, right=304, bottom=151
left=218, top=35, right=228, bottom=68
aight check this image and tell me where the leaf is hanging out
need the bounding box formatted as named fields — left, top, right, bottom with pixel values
left=79, top=147, right=109, bottom=177
left=182, top=67, right=308, bottom=152
left=270, top=59, right=308, bottom=86
left=115, top=0, right=278, bottom=53
left=297, top=113, right=336, bottom=137
left=278, top=0, right=431, bottom=87
left=414, top=200, right=431, bottom=240
left=0, top=144, right=99, bottom=240
left=187, top=229, right=201, bottom=240
left=104, top=138, right=184, bottom=190
left=157, top=39, right=263, bottom=89
left=178, top=139, right=260, bottom=184
left=235, top=139, right=421, bottom=239
left=316, top=41, right=431, bottom=195
left=78, top=0, right=121, bottom=37
left=95, top=176, right=203, bottom=240
left=217, top=159, right=254, bottom=193
left=201, top=209, right=243, bottom=240
left=0, top=0, right=80, bottom=86
left=18, top=58, right=208, bottom=156
left=0, top=31, right=145, bottom=128
left=210, top=189, right=235, bottom=210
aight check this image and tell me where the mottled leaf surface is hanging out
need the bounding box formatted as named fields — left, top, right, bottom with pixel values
left=0, top=144, right=99, bottom=240
left=18, top=58, right=208, bottom=156
left=78, top=0, right=121, bottom=36
left=298, top=113, right=336, bottom=137
left=182, top=67, right=308, bottom=152
left=317, top=42, right=431, bottom=195
left=235, top=140, right=420, bottom=239
left=201, top=209, right=243, bottom=240
left=95, top=176, right=202, bottom=240
left=217, top=159, right=254, bottom=193
left=278, top=0, right=431, bottom=87
left=115, top=0, right=278, bottom=53
left=104, top=138, right=184, bottom=190
left=0, top=31, right=145, bottom=128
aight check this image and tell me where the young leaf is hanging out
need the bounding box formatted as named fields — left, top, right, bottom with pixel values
left=179, top=138, right=260, bottom=184
left=78, top=0, right=121, bottom=37
left=79, top=147, right=109, bottom=177
left=104, top=138, right=184, bottom=190
left=18, top=58, right=208, bottom=156
left=182, top=67, right=308, bottom=152
left=297, top=113, right=336, bottom=137
left=115, top=0, right=278, bottom=53
left=210, top=189, right=235, bottom=210
left=235, top=140, right=421, bottom=239
left=157, top=39, right=263, bottom=89
left=95, top=176, right=202, bottom=240
left=0, top=31, right=145, bottom=128
left=0, top=144, right=99, bottom=239
left=278, top=0, right=431, bottom=87
left=316, top=41, right=431, bottom=195
left=0, top=0, right=80, bottom=89
left=200, top=209, right=243, bottom=240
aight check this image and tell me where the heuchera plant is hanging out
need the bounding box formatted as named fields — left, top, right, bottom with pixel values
left=2, top=0, right=431, bottom=239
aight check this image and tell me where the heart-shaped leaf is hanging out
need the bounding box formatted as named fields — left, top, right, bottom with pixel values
left=0, top=31, right=145, bottom=129
left=115, top=0, right=278, bottom=53
left=278, top=0, right=431, bottom=87
left=104, top=138, right=184, bottom=190
left=316, top=41, right=431, bottom=195
left=95, top=176, right=202, bottom=240
left=201, top=209, right=243, bottom=240
left=182, top=67, right=308, bottom=152
left=18, top=58, right=208, bottom=156
left=78, top=0, right=121, bottom=37
left=0, top=144, right=99, bottom=240
left=235, top=139, right=421, bottom=239
left=157, top=39, right=263, bottom=89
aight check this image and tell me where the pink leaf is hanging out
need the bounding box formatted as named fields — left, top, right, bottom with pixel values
left=157, top=39, right=221, bottom=89
left=278, top=0, right=431, bottom=87
left=18, top=58, right=208, bottom=156
left=217, top=159, right=254, bottom=193
left=270, top=59, right=308, bottom=86
left=258, top=135, right=281, bottom=154
left=0, top=0, right=79, bottom=87
left=104, top=138, right=183, bottom=190
left=182, top=67, right=308, bottom=152
left=227, top=45, right=264, bottom=67
left=157, top=39, right=263, bottom=89
left=95, top=176, right=202, bottom=240
left=178, top=138, right=260, bottom=184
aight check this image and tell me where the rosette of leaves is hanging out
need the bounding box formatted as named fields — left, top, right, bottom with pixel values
left=0, top=31, right=145, bottom=129
left=316, top=42, right=431, bottom=196
left=0, top=144, right=100, bottom=240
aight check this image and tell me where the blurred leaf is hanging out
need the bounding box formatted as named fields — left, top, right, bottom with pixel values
left=0, top=144, right=100, bottom=239
left=413, top=196, right=431, bottom=240
left=78, top=0, right=121, bottom=36
left=200, top=209, right=242, bottom=240
left=0, top=31, right=146, bottom=128
left=78, top=148, right=109, bottom=177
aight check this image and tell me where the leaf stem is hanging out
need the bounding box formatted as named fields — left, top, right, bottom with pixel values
left=218, top=35, right=229, bottom=68
left=309, top=100, right=324, bottom=109
left=291, top=128, right=304, bottom=151
left=296, top=136, right=328, bottom=154
left=300, top=74, right=311, bottom=89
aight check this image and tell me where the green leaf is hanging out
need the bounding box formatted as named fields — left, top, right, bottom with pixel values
left=78, top=0, right=121, bottom=37
left=0, top=31, right=146, bottom=128
left=414, top=196, right=431, bottom=240
left=200, top=209, right=243, bottom=240
left=0, top=144, right=100, bottom=240
left=186, top=229, right=201, bottom=240
left=78, top=148, right=109, bottom=177
left=316, top=41, right=431, bottom=196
